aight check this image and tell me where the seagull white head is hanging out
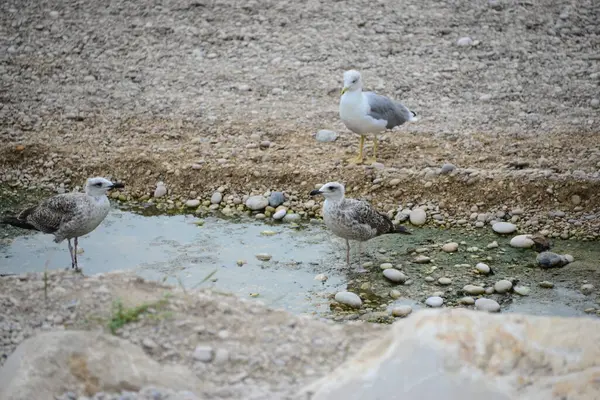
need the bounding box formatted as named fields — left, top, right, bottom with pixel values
left=85, top=177, right=125, bottom=196
left=341, top=70, right=363, bottom=95
left=310, top=182, right=345, bottom=201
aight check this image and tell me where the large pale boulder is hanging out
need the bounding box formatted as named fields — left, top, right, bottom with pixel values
left=0, top=331, right=200, bottom=400
left=299, top=309, right=600, bottom=400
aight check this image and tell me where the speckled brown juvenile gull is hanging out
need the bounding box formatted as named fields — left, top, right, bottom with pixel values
left=340, top=69, right=418, bottom=165
left=310, top=182, right=410, bottom=272
left=1, top=177, right=124, bottom=271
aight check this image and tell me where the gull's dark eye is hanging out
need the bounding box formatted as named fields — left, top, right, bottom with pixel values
left=329, top=186, right=336, bottom=191
left=94, top=182, right=103, bottom=187
left=352, top=79, right=357, bottom=84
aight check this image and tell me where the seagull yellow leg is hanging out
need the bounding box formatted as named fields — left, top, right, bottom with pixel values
left=365, top=136, right=378, bottom=164
left=347, top=135, right=365, bottom=164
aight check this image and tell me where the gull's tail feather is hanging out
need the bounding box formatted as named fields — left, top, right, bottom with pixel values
left=1, top=216, right=37, bottom=231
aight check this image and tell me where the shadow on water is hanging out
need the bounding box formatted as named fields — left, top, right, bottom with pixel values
left=1, top=196, right=599, bottom=320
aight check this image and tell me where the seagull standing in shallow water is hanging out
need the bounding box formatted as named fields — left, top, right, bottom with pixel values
left=1, top=177, right=124, bottom=272
left=339, top=70, right=418, bottom=165
left=310, top=182, right=410, bottom=273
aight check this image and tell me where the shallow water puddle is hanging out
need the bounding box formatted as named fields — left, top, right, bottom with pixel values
left=1, top=208, right=599, bottom=319
left=0, top=209, right=349, bottom=314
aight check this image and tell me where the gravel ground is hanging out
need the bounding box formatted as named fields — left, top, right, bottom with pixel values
left=1, top=0, right=599, bottom=228
left=0, top=270, right=384, bottom=399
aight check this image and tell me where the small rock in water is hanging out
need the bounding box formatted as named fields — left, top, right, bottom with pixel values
left=382, top=269, right=408, bottom=283
left=315, top=129, right=338, bottom=142
left=536, top=251, right=569, bottom=268
left=283, top=213, right=301, bottom=223
left=272, top=209, right=287, bottom=220
left=268, top=191, right=285, bottom=207
left=409, top=208, right=427, bottom=226
left=514, top=286, right=530, bottom=296
left=255, top=253, right=272, bottom=261
left=314, top=274, right=328, bottom=282
left=437, top=277, right=452, bottom=286
left=458, top=296, right=475, bottom=305
left=494, top=279, right=513, bottom=294
left=245, top=196, right=269, bottom=210
left=486, top=241, right=499, bottom=249
left=440, top=163, right=456, bottom=174
left=475, top=263, right=491, bottom=275
left=335, top=291, right=362, bottom=308
left=425, top=296, right=444, bottom=308
left=389, top=289, right=402, bottom=299
left=475, top=298, right=500, bottom=313
left=154, top=183, right=167, bottom=198
left=492, top=222, right=517, bottom=234
left=441, top=242, right=459, bottom=253
left=510, top=234, right=534, bottom=248
left=414, top=255, right=431, bottom=263
left=463, top=284, right=485, bottom=295
left=379, top=263, right=393, bottom=270
left=185, top=199, right=200, bottom=208
left=581, top=284, right=594, bottom=295
left=391, top=305, right=412, bottom=318
left=193, top=345, right=214, bottom=362
left=539, top=281, right=554, bottom=288
left=210, top=192, right=222, bottom=204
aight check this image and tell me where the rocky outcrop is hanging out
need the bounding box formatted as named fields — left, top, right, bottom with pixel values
left=299, top=309, right=600, bottom=400
left=0, top=331, right=200, bottom=400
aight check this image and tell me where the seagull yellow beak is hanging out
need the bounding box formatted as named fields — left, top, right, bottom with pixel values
left=341, top=87, right=348, bottom=95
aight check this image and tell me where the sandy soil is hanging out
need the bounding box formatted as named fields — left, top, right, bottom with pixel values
left=1, top=0, right=599, bottom=218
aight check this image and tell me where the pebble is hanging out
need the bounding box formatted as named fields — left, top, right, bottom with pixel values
left=414, top=255, right=431, bottom=263
left=513, top=286, right=531, bottom=296
left=382, top=269, right=408, bottom=283
left=255, top=253, right=272, bottom=261
left=475, top=298, right=500, bottom=313
left=510, top=234, right=534, bottom=248
left=193, top=345, right=214, bottom=362
left=463, top=284, right=485, bottom=295
left=591, top=98, right=600, bottom=109
left=268, top=192, right=285, bottom=207
left=440, top=163, right=456, bottom=174
left=486, top=241, right=499, bottom=249
left=492, top=222, right=517, bottom=234
left=536, top=251, right=569, bottom=268
left=142, top=338, right=158, bottom=349
left=425, top=296, right=444, bottom=308
left=314, top=274, right=328, bottom=282
left=475, top=263, right=491, bottom=275
left=389, top=289, right=402, bottom=299
left=581, top=284, right=594, bottom=295
left=210, top=192, right=222, bottom=204
left=213, top=348, right=230, bottom=364
left=185, top=199, right=200, bottom=208
left=441, top=242, right=459, bottom=253
left=245, top=196, right=269, bottom=211
left=494, top=280, right=513, bottom=294
left=379, top=263, right=393, bottom=270
left=458, top=296, right=475, bottom=305
left=456, top=36, right=473, bottom=46
left=571, top=195, right=581, bottom=205
left=391, top=305, right=412, bottom=318
left=437, top=277, right=452, bottom=286
left=409, top=208, right=427, bottom=226
left=283, top=213, right=301, bottom=223
left=539, top=281, right=554, bottom=288
left=272, top=209, right=287, bottom=220
left=153, top=183, right=167, bottom=198
left=315, top=129, right=338, bottom=142
left=334, top=291, right=362, bottom=308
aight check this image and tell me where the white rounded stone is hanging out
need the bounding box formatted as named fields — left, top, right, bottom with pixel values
left=409, top=208, right=427, bottom=226
left=475, top=298, right=500, bottom=313
left=492, top=222, right=517, bottom=234
left=335, top=291, right=362, bottom=308
left=425, top=296, right=444, bottom=308
left=510, top=234, right=534, bottom=248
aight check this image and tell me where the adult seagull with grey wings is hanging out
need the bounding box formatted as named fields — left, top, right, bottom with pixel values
left=310, top=182, right=410, bottom=272
left=2, top=177, right=124, bottom=272
left=339, top=70, right=418, bottom=164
